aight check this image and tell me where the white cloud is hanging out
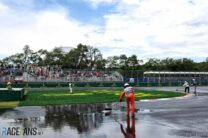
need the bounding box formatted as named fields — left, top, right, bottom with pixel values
left=84, top=0, right=117, bottom=8
left=0, top=3, right=9, bottom=11
left=86, top=0, right=208, bottom=61
left=0, top=0, right=208, bottom=62
left=0, top=3, right=99, bottom=58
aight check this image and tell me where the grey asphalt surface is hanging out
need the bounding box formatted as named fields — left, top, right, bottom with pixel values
left=140, top=86, right=208, bottom=94
left=1, top=86, right=208, bottom=138
left=135, top=86, right=208, bottom=137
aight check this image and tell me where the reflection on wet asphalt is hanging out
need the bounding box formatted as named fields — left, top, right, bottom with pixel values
left=0, top=103, right=175, bottom=138
left=1, top=93, right=208, bottom=137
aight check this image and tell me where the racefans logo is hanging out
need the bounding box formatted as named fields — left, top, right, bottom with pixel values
left=2, top=127, right=43, bottom=136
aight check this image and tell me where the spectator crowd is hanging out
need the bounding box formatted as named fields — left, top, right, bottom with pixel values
left=0, top=64, right=123, bottom=82
left=0, top=64, right=24, bottom=82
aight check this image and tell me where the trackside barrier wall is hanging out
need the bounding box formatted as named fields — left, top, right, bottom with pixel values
left=0, top=88, right=24, bottom=101
left=0, top=81, right=208, bottom=88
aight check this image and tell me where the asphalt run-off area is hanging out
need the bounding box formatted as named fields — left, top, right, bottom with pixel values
left=1, top=86, right=208, bottom=138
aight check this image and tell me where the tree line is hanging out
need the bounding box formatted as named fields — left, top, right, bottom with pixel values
left=1, top=44, right=208, bottom=71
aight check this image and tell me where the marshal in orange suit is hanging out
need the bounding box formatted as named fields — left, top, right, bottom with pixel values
left=120, top=83, right=135, bottom=116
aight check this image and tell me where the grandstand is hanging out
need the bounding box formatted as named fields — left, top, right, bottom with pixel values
left=65, top=70, right=123, bottom=82
left=3, top=63, right=208, bottom=84
left=0, top=64, right=24, bottom=83
left=0, top=64, right=123, bottom=83
left=25, top=70, right=123, bottom=82
left=144, top=71, right=208, bottom=83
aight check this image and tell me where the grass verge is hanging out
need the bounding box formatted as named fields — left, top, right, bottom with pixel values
left=0, top=101, right=19, bottom=108
left=18, top=89, right=186, bottom=106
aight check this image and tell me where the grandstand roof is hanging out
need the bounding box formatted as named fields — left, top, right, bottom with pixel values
left=144, top=71, right=208, bottom=75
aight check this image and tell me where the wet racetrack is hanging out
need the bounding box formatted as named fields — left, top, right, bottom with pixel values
left=1, top=87, right=208, bottom=138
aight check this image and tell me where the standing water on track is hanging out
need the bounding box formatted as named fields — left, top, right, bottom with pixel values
left=0, top=103, right=185, bottom=138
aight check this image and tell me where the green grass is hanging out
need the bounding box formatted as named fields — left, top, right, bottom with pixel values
left=18, top=89, right=186, bottom=106
left=0, top=101, right=19, bottom=108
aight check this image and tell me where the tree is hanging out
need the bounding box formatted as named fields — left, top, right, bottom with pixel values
left=36, top=49, right=48, bottom=66
left=128, top=55, right=139, bottom=70
left=76, top=44, right=89, bottom=68
left=87, top=46, right=103, bottom=69
left=95, top=59, right=107, bottom=69
left=172, top=58, right=195, bottom=71
left=197, top=61, right=208, bottom=71
left=106, top=56, right=119, bottom=69
left=64, top=48, right=78, bottom=68
left=2, top=53, right=24, bottom=64
left=45, top=47, right=64, bottom=66
left=160, top=58, right=177, bottom=71
left=22, top=45, right=33, bottom=65
left=119, top=54, right=128, bottom=70
left=2, top=44, right=208, bottom=72
left=30, top=52, right=39, bottom=65
left=144, top=58, right=161, bottom=70
left=63, top=44, right=89, bottom=69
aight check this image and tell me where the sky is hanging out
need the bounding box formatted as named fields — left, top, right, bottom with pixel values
left=0, top=0, right=208, bottom=62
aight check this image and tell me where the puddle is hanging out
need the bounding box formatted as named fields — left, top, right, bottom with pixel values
left=138, top=109, right=154, bottom=113
left=0, top=103, right=184, bottom=138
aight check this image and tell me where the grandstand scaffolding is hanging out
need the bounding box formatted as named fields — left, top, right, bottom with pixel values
left=144, top=71, right=208, bottom=83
